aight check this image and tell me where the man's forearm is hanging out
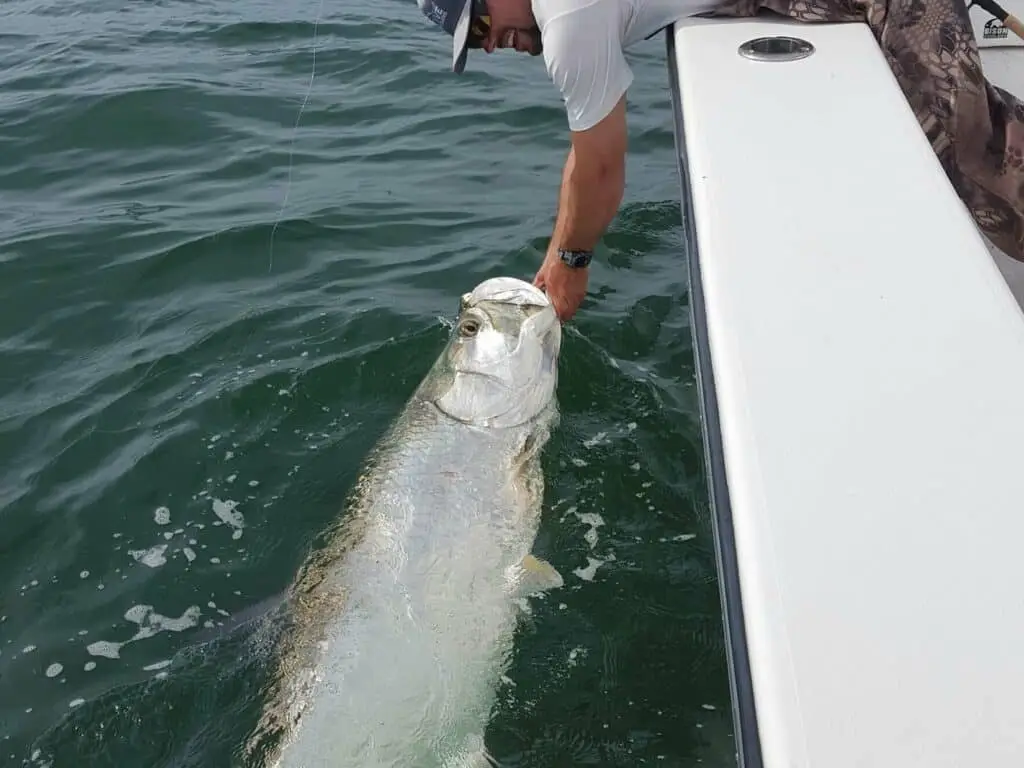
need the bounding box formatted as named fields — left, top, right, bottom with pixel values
left=548, top=145, right=625, bottom=255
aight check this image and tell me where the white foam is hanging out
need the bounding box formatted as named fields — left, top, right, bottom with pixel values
left=84, top=662, right=96, bottom=671
left=124, top=605, right=150, bottom=624
left=128, top=544, right=168, bottom=568
left=68, top=699, right=84, bottom=708
left=45, top=663, right=63, bottom=678
left=211, top=498, right=244, bottom=539
left=85, top=604, right=201, bottom=662
left=154, top=507, right=171, bottom=526
left=143, top=660, right=171, bottom=671
left=183, top=547, right=196, bottom=563
left=574, top=511, right=605, bottom=550
left=673, top=534, right=696, bottom=543
left=573, top=557, right=605, bottom=582
left=85, top=641, right=122, bottom=659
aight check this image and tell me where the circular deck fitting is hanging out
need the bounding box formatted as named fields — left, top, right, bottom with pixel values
left=737, top=36, right=815, bottom=62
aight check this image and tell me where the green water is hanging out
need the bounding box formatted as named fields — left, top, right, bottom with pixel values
left=0, top=1, right=734, bottom=765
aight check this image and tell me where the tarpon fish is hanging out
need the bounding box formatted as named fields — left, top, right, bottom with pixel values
left=244, top=276, right=565, bottom=768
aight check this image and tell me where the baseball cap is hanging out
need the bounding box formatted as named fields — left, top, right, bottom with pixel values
left=417, top=0, right=478, bottom=73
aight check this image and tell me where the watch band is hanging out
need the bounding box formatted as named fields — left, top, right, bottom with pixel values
left=558, top=248, right=593, bottom=268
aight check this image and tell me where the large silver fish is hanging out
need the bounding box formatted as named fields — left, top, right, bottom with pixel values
left=245, top=276, right=565, bottom=768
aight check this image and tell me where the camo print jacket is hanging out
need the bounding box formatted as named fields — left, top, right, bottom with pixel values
left=711, top=0, right=1024, bottom=261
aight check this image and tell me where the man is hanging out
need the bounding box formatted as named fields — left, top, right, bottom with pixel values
left=416, top=0, right=720, bottom=321
left=417, top=0, right=1024, bottom=321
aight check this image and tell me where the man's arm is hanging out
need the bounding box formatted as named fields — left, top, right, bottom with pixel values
left=532, top=0, right=633, bottom=320
left=534, top=95, right=627, bottom=320
left=549, top=95, right=628, bottom=257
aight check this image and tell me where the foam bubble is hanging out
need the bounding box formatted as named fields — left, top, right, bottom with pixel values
left=128, top=544, right=168, bottom=568
left=154, top=507, right=171, bottom=526
left=211, top=499, right=243, bottom=528
left=86, top=641, right=122, bottom=659
left=573, top=558, right=604, bottom=581
left=212, top=498, right=244, bottom=538
left=86, top=604, right=201, bottom=661
left=574, top=511, right=605, bottom=550
left=45, top=663, right=63, bottom=678
left=124, top=605, right=149, bottom=623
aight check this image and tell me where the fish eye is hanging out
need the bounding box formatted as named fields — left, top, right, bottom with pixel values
left=458, top=318, right=480, bottom=338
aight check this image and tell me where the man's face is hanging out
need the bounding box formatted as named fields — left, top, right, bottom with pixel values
left=469, top=0, right=543, bottom=56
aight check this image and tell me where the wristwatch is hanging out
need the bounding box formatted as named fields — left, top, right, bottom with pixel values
left=558, top=248, right=593, bottom=269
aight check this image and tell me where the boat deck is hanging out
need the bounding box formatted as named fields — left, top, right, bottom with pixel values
left=667, top=14, right=1024, bottom=767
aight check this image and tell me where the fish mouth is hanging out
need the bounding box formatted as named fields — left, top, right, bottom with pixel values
left=461, top=277, right=550, bottom=311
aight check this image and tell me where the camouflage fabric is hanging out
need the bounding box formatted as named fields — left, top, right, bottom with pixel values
left=711, top=0, right=1024, bottom=261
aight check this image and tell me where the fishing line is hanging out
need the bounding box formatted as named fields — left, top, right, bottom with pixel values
left=267, top=0, right=325, bottom=274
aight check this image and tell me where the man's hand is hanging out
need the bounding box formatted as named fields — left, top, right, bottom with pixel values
left=533, top=251, right=588, bottom=322
left=535, top=96, right=627, bottom=323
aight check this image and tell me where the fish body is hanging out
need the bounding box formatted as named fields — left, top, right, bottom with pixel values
left=247, top=277, right=564, bottom=768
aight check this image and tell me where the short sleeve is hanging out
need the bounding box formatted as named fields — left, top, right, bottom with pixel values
left=540, top=0, right=633, bottom=133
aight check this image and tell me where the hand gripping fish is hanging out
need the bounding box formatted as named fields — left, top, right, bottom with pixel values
left=245, top=276, right=566, bottom=768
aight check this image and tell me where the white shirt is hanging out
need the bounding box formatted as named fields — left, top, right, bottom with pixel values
left=532, top=0, right=720, bottom=131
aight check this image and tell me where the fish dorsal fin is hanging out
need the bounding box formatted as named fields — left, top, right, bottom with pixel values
left=512, top=554, right=564, bottom=599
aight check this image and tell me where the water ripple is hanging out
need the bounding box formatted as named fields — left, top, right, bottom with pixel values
left=0, top=0, right=731, bottom=764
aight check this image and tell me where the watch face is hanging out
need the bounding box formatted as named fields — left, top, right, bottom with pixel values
left=559, top=249, right=592, bottom=268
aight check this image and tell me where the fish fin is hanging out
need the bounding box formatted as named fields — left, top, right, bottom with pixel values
left=512, top=554, right=564, bottom=599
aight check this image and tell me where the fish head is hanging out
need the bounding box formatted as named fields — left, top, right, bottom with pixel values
left=432, top=276, right=561, bottom=428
